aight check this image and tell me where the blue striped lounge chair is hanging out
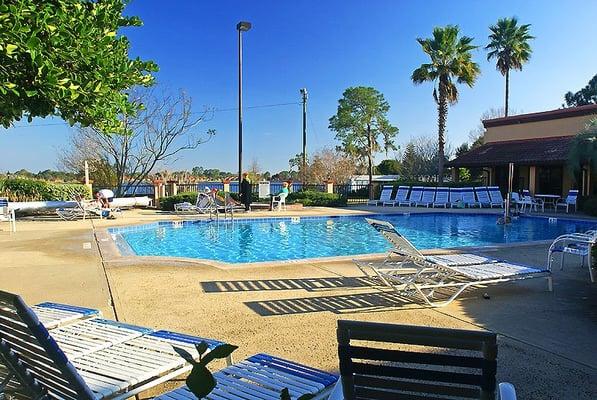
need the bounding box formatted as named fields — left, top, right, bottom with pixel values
left=555, top=189, right=579, bottom=213
left=32, top=302, right=101, bottom=329
left=354, top=219, right=552, bottom=307
left=0, top=197, right=16, bottom=232
left=0, top=290, right=228, bottom=400
left=407, top=186, right=424, bottom=206
left=415, top=187, right=435, bottom=207
left=155, top=353, right=339, bottom=400
left=461, top=187, right=480, bottom=208
left=385, top=186, right=409, bottom=207
left=488, top=186, right=505, bottom=208
left=433, top=187, right=449, bottom=208
left=474, top=187, right=492, bottom=208
left=367, top=185, right=393, bottom=206
left=449, top=188, right=463, bottom=208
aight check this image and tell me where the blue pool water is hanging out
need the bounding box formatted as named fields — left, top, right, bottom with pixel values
left=110, top=214, right=597, bottom=264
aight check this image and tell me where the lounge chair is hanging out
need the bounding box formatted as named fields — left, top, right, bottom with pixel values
left=414, top=187, right=435, bottom=207
left=394, top=186, right=412, bottom=207
left=330, top=320, right=517, bottom=400
left=474, top=187, right=492, bottom=208
left=555, top=189, right=578, bottom=213
left=461, top=187, right=480, bottom=208
left=32, top=302, right=101, bottom=329
left=356, top=218, right=552, bottom=307
left=0, top=197, right=16, bottom=232
left=0, top=290, right=227, bottom=400
left=381, top=187, right=400, bottom=206
left=155, top=353, right=339, bottom=400
left=56, top=198, right=118, bottom=220
left=548, top=230, right=596, bottom=282
left=174, top=192, right=216, bottom=214
left=488, top=186, right=505, bottom=208
left=432, top=187, right=449, bottom=207
left=521, top=190, right=544, bottom=212
left=449, top=188, right=463, bottom=208
left=367, top=185, right=393, bottom=206
left=406, top=186, right=424, bottom=206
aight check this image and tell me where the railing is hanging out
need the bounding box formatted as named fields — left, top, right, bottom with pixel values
left=335, top=183, right=380, bottom=204
left=111, top=184, right=154, bottom=197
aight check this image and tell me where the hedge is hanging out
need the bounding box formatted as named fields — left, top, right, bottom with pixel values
left=582, top=196, right=597, bottom=216
left=287, top=191, right=347, bottom=207
left=0, top=178, right=91, bottom=201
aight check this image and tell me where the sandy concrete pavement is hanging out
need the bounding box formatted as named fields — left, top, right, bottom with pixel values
left=1, top=207, right=596, bottom=399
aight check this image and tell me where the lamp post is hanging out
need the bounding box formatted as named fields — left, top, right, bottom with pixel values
left=300, top=88, right=308, bottom=184
left=237, top=21, right=251, bottom=187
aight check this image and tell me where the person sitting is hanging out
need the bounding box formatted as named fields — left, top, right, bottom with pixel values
left=271, top=182, right=290, bottom=210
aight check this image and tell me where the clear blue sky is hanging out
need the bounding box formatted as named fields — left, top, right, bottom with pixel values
left=1, top=0, right=596, bottom=174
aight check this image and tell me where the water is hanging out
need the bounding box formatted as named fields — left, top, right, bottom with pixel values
left=110, top=213, right=596, bottom=264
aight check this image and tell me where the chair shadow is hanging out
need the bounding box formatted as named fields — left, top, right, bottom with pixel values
left=244, top=290, right=430, bottom=316
left=200, top=276, right=378, bottom=293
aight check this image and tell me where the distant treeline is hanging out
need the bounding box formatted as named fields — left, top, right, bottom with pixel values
left=1, top=169, right=82, bottom=183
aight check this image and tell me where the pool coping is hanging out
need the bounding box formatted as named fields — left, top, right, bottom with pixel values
left=94, top=211, right=592, bottom=270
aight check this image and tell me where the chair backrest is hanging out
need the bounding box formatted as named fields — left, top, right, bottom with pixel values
left=461, top=187, right=476, bottom=203
left=0, top=290, right=95, bottom=399
left=566, top=190, right=579, bottom=204
left=421, top=187, right=436, bottom=202
left=0, top=197, right=9, bottom=216
left=521, top=189, right=533, bottom=201
left=449, top=188, right=462, bottom=203
left=196, top=193, right=215, bottom=210
left=395, top=186, right=409, bottom=202
left=379, top=186, right=393, bottom=201
left=337, top=320, right=498, bottom=400
left=365, top=218, right=423, bottom=259
left=487, top=187, right=503, bottom=203
left=435, top=187, right=449, bottom=203
left=510, top=192, right=521, bottom=202
left=474, top=187, right=491, bottom=203
left=409, top=187, right=424, bottom=202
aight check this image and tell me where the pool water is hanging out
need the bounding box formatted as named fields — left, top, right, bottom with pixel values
left=110, top=214, right=596, bottom=264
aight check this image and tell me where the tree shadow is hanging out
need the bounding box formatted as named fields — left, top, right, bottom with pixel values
left=200, top=276, right=378, bottom=293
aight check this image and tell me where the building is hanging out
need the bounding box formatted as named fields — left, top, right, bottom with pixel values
left=447, top=104, right=597, bottom=196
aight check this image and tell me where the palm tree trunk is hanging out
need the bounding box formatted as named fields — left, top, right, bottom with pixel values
left=437, top=88, right=448, bottom=183
left=367, top=123, right=374, bottom=199
left=505, top=69, right=509, bottom=117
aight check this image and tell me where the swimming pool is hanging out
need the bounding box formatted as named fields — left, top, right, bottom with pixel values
left=109, top=213, right=597, bottom=264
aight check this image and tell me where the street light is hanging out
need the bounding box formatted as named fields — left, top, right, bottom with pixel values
left=237, top=21, right=251, bottom=186
left=300, top=88, right=308, bottom=183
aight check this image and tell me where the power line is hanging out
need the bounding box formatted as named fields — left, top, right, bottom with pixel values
left=5, top=101, right=302, bottom=129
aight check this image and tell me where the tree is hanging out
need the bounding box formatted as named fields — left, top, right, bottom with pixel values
left=60, top=89, right=215, bottom=195
left=0, top=0, right=157, bottom=132
left=568, top=119, right=597, bottom=179
left=400, top=136, right=452, bottom=181
left=564, top=74, right=597, bottom=107
left=412, top=26, right=480, bottom=183
left=467, top=107, right=519, bottom=148
left=247, top=159, right=261, bottom=182
left=376, top=159, right=401, bottom=175
left=304, top=148, right=356, bottom=184
left=328, top=86, right=398, bottom=197
left=485, top=17, right=534, bottom=117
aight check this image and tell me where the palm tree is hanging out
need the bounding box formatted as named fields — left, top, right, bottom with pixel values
left=486, top=17, right=534, bottom=117
left=412, top=25, right=480, bottom=182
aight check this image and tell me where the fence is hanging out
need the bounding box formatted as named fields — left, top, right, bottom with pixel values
left=334, top=183, right=379, bottom=204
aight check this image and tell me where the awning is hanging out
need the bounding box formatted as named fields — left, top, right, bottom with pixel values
left=446, top=136, right=575, bottom=168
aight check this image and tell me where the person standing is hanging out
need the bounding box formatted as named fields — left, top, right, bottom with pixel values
left=240, top=173, right=252, bottom=211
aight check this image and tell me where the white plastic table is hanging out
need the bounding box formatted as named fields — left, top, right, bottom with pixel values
left=535, top=194, right=560, bottom=210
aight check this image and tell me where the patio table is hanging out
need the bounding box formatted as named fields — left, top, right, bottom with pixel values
left=535, top=194, right=560, bottom=210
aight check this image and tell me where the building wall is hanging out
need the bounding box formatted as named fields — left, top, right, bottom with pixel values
left=484, top=114, right=595, bottom=143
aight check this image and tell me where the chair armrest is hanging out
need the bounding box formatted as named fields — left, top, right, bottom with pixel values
left=499, top=382, right=517, bottom=400
left=327, top=379, right=344, bottom=400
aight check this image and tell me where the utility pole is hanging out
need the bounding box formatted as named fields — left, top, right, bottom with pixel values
left=300, top=88, right=308, bottom=184
left=236, top=21, right=251, bottom=186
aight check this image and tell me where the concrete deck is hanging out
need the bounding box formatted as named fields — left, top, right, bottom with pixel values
left=1, top=206, right=596, bottom=399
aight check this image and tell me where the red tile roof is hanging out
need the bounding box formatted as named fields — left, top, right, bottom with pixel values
left=483, top=104, right=597, bottom=128
left=446, top=136, right=574, bottom=168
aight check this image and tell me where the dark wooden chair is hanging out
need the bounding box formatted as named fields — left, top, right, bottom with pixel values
left=332, top=320, right=516, bottom=400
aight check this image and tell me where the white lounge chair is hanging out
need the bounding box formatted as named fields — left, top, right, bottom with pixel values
left=474, top=187, right=492, bottom=208
left=548, top=230, right=596, bottom=283
left=449, top=188, right=463, bottom=208
left=432, top=187, right=449, bottom=208
left=356, top=218, right=552, bottom=307
left=155, top=353, right=339, bottom=400
left=415, top=187, right=435, bottom=207
left=0, top=290, right=229, bottom=400
left=0, top=197, right=16, bottom=232
left=521, top=190, right=544, bottom=212
left=175, top=192, right=216, bottom=214
left=406, top=186, right=424, bottom=206
left=56, top=198, right=118, bottom=220
left=461, top=187, right=480, bottom=208
left=488, top=186, right=505, bottom=208
left=32, top=302, right=101, bottom=329
left=555, top=189, right=578, bottom=213
left=367, top=185, right=393, bottom=206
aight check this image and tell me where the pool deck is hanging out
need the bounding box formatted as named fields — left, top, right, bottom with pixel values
left=1, top=205, right=596, bottom=399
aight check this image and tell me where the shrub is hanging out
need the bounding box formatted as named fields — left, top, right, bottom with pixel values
left=160, top=192, right=198, bottom=211
left=582, top=196, right=597, bottom=216
left=0, top=178, right=91, bottom=201
left=287, top=191, right=347, bottom=207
